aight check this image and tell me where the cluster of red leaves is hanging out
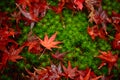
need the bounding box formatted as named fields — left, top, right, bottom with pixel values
left=86, top=0, right=110, bottom=39
left=0, top=11, right=62, bottom=71
left=86, top=0, right=120, bottom=47
left=15, top=0, right=48, bottom=28
left=0, top=12, right=24, bottom=70
left=49, top=0, right=84, bottom=14
left=15, top=0, right=85, bottom=28
left=25, top=61, right=103, bottom=80
left=25, top=63, right=62, bottom=80
left=85, top=0, right=120, bottom=76
left=23, top=31, right=62, bottom=54
left=24, top=50, right=118, bottom=80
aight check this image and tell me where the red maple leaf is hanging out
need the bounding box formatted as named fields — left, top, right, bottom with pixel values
left=74, top=0, right=84, bottom=10
left=112, top=11, right=120, bottom=24
left=16, top=0, right=31, bottom=9
left=87, top=25, right=107, bottom=40
left=25, top=68, right=38, bottom=80
left=0, top=12, right=11, bottom=27
left=112, top=33, right=120, bottom=50
left=16, top=3, right=38, bottom=22
left=87, top=25, right=99, bottom=40
left=85, top=0, right=102, bottom=11
left=62, top=61, right=77, bottom=79
left=98, top=27, right=107, bottom=40
left=0, top=26, right=15, bottom=39
left=96, top=51, right=118, bottom=74
left=24, top=41, right=43, bottom=54
left=50, top=0, right=84, bottom=14
left=49, top=0, right=65, bottom=14
left=111, top=11, right=120, bottom=33
left=51, top=51, right=68, bottom=61
left=93, top=6, right=111, bottom=34
left=101, top=75, right=113, bottom=80
left=39, top=32, right=62, bottom=51
left=75, top=68, right=102, bottom=80
left=85, top=0, right=102, bottom=22
left=24, top=31, right=43, bottom=54
left=7, top=45, right=24, bottom=62
left=0, top=27, right=18, bottom=52
left=0, top=45, right=24, bottom=70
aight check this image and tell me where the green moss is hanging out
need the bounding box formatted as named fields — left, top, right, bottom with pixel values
left=0, top=75, right=12, bottom=80
left=103, top=0, right=120, bottom=14
left=0, top=0, right=15, bottom=12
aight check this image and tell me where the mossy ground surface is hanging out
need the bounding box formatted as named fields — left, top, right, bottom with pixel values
left=0, top=0, right=120, bottom=80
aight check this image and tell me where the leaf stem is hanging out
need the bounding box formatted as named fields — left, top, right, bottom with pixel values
left=38, top=48, right=46, bottom=59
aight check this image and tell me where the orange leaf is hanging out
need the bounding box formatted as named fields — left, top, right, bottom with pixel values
left=39, top=32, right=62, bottom=50
left=97, top=51, right=118, bottom=74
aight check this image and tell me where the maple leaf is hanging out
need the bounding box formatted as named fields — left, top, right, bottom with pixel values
left=93, top=6, right=111, bottom=34
left=96, top=51, right=118, bottom=74
left=25, top=68, right=39, bottom=80
left=0, top=39, right=17, bottom=52
left=39, top=32, right=62, bottom=50
left=16, top=0, right=31, bottom=9
left=0, top=45, right=24, bottom=70
left=111, top=11, right=120, bottom=24
left=27, top=63, right=62, bottom=80
left=50, top=0, right=84, bottom=13
left=0, top=27, right=18, bottom=52
left=87, top=25, right=107, bottom=40
left=51, top=50, right=68, bottom=61
left=0, top=12, right=11, bottom=27
left=75, top=68, right=102, bottom=80
left=65, top=0, right=76, bottom=11
left=74, top=0, right=84, bottom=10
left=62, top=61, right=77, bottom=79
left=85, top=0, right=102, bottom=22
left=25, top=41, right=43, bottom=54
left=8, top=45, right=24, bottom=62
left=85, top=0, right=102, bottom=11
left=16, top=0, right=48, bottom=28
left=11, top=11, right=22, bottom=26
left=101, top=75, right=113, bottom=80
left=87, top=25, right=99, bottom=40
left=49, top=0, right=65, bottom=14
left=98, top=27, right=107, bottom=40
left=0, top=52, right=9, bottom=70
left=93, top=6, right=108, bottom=24
left=111, top=11, right=120, bottom=33
left=24, top=31, right=43, bottom=54
left=16, top=3, right=38, bottom=22
left=112, top=33, right=120, bottom=50
left=47, top=63, right=62, bottom=79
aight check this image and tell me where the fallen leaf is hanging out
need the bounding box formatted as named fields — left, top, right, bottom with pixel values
left=97, top=51, right=118, bottom=74
left=39, top=32, right=62, bottom=50
left=51, top=51, right=68, bottom=61
left=74, top=0, right=84, bottom=10
left=62, top=61, right=77, bottom=79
